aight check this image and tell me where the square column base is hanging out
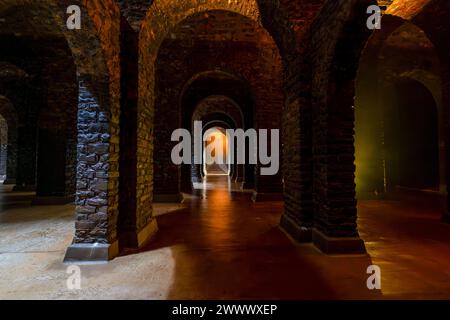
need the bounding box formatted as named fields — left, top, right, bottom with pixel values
left=312, top=228, right=366, bottom=254
left=3, top=178, right=16, bottom=185
left=64, top=241, right=119, bottom=263
left=279, top=214, right=312, bottom=243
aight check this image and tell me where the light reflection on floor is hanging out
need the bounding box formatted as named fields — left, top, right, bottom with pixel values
left=0, top=179, right=449, bottom=299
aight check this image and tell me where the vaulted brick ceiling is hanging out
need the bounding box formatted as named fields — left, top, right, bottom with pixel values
left=0, top=3, right=62, bottom=36
left=386, top=0, right=433, bottom=19
left=167, top=10, right=272, bottom=44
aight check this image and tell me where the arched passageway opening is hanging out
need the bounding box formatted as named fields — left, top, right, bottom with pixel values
left=203, top=126, right=229, bottom=176
left=0, top=8, right=78, bottom=201
left=355, top=21, right=445, bottom=206
left=384, top=78, right=440, bottom=192
left=150, top=9, right=284, bottom=203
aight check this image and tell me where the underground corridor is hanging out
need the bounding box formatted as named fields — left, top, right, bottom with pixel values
left=0, top=0, right=450, bottom=300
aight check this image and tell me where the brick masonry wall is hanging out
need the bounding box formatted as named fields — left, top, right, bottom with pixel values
left=310, top=0, right=374, bottom=237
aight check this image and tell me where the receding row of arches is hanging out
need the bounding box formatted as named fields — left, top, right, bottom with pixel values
left=0, top=0, right=449, bottom=262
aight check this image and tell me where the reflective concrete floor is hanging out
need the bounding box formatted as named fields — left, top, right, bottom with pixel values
left=0, top=178, right=449, bottom=299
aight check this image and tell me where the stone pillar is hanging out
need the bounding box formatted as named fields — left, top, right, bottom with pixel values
left=118, top=18, right=158, bottom=250
left=14, top=124, right=37, bottom=191
left=12, top=82, right=40, bottom=191
left=252, top=127, right=283, bottom=201
left=252, top=172, right=283, bottom=201
left=64, top=80, right=119, bottom=262
left=192, top=163, right=203, bottom=183
left=3, top=130, right=17, bottom=185
left=312, top=85, right=366, bottom=254
left=153, top=115, right=182, bottom=202
left=35, top=128, right=68, bottom=199
left=234, top=164, right=244, bottom=182
left=280, top=76, right=314, bottom=243
left=0, top=143, right=6, bottom=177
left=0, top=117, right=7, bottom=178
left=442, top=63, right=450, bottom=224
left=242, top=163, right=255, bottom=190
left=180, top=164, right=192, bottom=193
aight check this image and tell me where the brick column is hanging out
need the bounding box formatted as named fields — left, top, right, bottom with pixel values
left=3, top=119, right=17, bottom=185
left=64, top=79, right=120, bottom=262
left=14, top=115, right=38, bottom=191
left=280, top=88, right=314, bottom=243
left=312, top=83, right=366, bottom=254
left=118, top=18, right=158, bottom=249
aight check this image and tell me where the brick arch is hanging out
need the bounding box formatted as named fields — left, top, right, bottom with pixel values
left=188, top=95, right=245, bottom=185
left=0, top=95, right=17, bottom=130
left=382, top=77, right=441, bottom=193
left=356, top=18, right=442, bottom=196
left=307, top=0, right=450, bottom=253
left=192, top=95, right=244, bottom=129
left=179, top=70, right=255, bottom=118
left=410, top=0, right=450, bottom=222
left=144, top=7, right=284, bottom=199
left=0, top=0, right=117, bottom=95
left=0, top=0, right=124, bottom=260
left=175, top=68, right=257, bottom=193
left=180, top=70, right=256, bottom=128
left=137, top=1, right=253, bottom=222
left=386, top=0, right=433, bottom=20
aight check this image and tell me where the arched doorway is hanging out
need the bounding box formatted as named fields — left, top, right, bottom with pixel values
left=355, top=21, right=444, bottom=201
left=203, top=126, right=229, bottom=176
left=384, top=78, right=440, bottom=192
